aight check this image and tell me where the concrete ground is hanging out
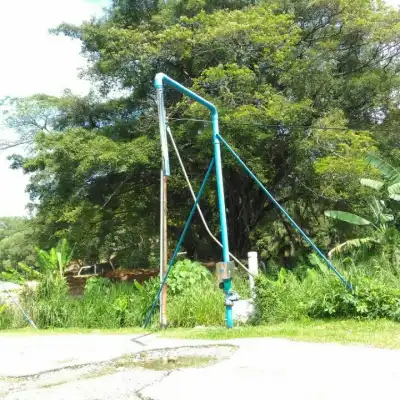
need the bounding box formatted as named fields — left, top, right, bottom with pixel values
left=0, top=333, right=399, bottom=399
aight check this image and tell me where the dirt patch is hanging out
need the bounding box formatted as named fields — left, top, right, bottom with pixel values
left=134, top=355, right=218, bottom=370
left=81, top=344, right=237, bottom=378
left=121, top=344, right=237, bottom=371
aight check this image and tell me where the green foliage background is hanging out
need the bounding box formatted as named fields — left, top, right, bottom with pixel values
left=1, top=0, right=399, bottom=269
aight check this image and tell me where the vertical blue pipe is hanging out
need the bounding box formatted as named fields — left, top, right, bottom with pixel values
left=154, top=73, right=233, bottom=328
left=212, top=112, right=233, bottom=328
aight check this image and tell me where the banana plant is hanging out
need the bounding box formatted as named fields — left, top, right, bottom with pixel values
left=324, top=198, right=393, bottom=258
left=362, top=155, right=400, bottom=201
left=325, top=155, right=400, bottom=258
left=35, top=238, right=73, bottom=278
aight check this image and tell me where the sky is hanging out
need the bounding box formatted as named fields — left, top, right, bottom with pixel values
left=0, top=0, right=399, bottom=218
left=0, top=0, right=109, bottom=217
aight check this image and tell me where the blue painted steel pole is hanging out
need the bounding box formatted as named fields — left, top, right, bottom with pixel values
left=212, top=112, right=233, bottom=328
left=154, top=73, right=233, bottom=328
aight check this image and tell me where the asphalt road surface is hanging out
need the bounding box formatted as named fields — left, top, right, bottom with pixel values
left=1, top=333, right=399, bottom=399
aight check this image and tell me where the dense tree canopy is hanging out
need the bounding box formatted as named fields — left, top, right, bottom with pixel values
left=3, top=0, right=400, bottom=268
left=0, top=217, right=37, bottom=270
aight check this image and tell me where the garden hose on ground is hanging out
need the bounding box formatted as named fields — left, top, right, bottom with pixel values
left=166, top=125, right=253, bottom=277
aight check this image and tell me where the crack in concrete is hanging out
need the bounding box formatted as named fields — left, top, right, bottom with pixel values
left=135, top=371, right=173, bottom=400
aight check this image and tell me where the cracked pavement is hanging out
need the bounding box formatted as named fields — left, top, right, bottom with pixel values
left=1, top=333, right=400, bottom=399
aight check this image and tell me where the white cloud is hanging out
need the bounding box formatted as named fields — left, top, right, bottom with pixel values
left=0, top=0, right=108, bottom=217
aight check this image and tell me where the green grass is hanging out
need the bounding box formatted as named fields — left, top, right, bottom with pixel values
left=2, top=320, right=400, bottom=349
left=161, top=320, right=400, bottom=349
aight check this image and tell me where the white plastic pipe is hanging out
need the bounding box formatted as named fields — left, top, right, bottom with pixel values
left=248, top=252, right=258, bottom=297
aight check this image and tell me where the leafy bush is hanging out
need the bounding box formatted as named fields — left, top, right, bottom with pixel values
left=68, top=277, right=159, bottom=329
left=4, top=255, right=399, bottom=331
left=254, top=265, right=400, bottom=323
left=254, top=269, right=309, bottom=323
left=0, top=303, right=14, bottom=329
left=167, top=281, right=225, bottom=327
left=309, top=275, right=400, bottom=320
left=168, top=259, right=213, bottom=295
left=21, top=275, right=70, bottom=328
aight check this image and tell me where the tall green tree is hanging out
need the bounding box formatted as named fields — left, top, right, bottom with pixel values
left=0, top=217, right=37, bottom=270
left=6, top=0, right=400, bottom=265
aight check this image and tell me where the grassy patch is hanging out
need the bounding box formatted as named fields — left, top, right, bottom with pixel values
left=82, top=365, right=119, bottom=380
left=40, top=380, right=69, bottom=389
left=2, top=321, right=400, bottom=350
left=162, top=320, right=400, bottom=349
left=134, top=355, right=217, bottom=371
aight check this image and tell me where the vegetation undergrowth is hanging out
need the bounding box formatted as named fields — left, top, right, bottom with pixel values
left=1, top=255, right=400, bottom=331
left=254, top=255, right=400, bottom=324
left=0, top=259, right=249, bottom=330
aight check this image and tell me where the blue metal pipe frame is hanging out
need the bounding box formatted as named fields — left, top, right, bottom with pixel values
left=154, top=73, right=233, bottom=328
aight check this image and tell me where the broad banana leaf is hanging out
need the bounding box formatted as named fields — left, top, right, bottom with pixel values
left=388, top=182, right=400, bottom=195
left=366, top=154, right=400, bottom=182
left=324, top=210, right=372, bottom=225
left=360, top=178, right=384, bottom=191
left=389, top=194, right=400, bottom=201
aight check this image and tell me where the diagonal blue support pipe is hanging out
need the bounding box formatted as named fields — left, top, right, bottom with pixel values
left=217, top=133, right=353, bottom=291
left=154, top=73, right=233, bottom=328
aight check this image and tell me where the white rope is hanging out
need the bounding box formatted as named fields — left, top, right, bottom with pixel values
left=166, top=125, right=253, bottom=276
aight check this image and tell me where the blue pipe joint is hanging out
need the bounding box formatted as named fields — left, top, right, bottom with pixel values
left=224, top=289, right=241, bottom=306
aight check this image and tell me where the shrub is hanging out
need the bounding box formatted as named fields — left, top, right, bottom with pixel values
left=308, top=274, right=400, bottom=320
left=0, top=303, right=15, bottom=329
left=166, top=260, right=251, bottom=327
left=21, top=275, right=70, bottom=329
left=168, top=259, right=213, bottom=295
left=254, top=270, right=309, bottom=323
left=254, top=265, right=400, bottom=323
left=167, top=283, right=225, bottom=327
left=68, top=276, right=159, bottom=329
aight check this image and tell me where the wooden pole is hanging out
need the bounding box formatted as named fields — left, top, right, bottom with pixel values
left=160, top=169, right=168, bottom=328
